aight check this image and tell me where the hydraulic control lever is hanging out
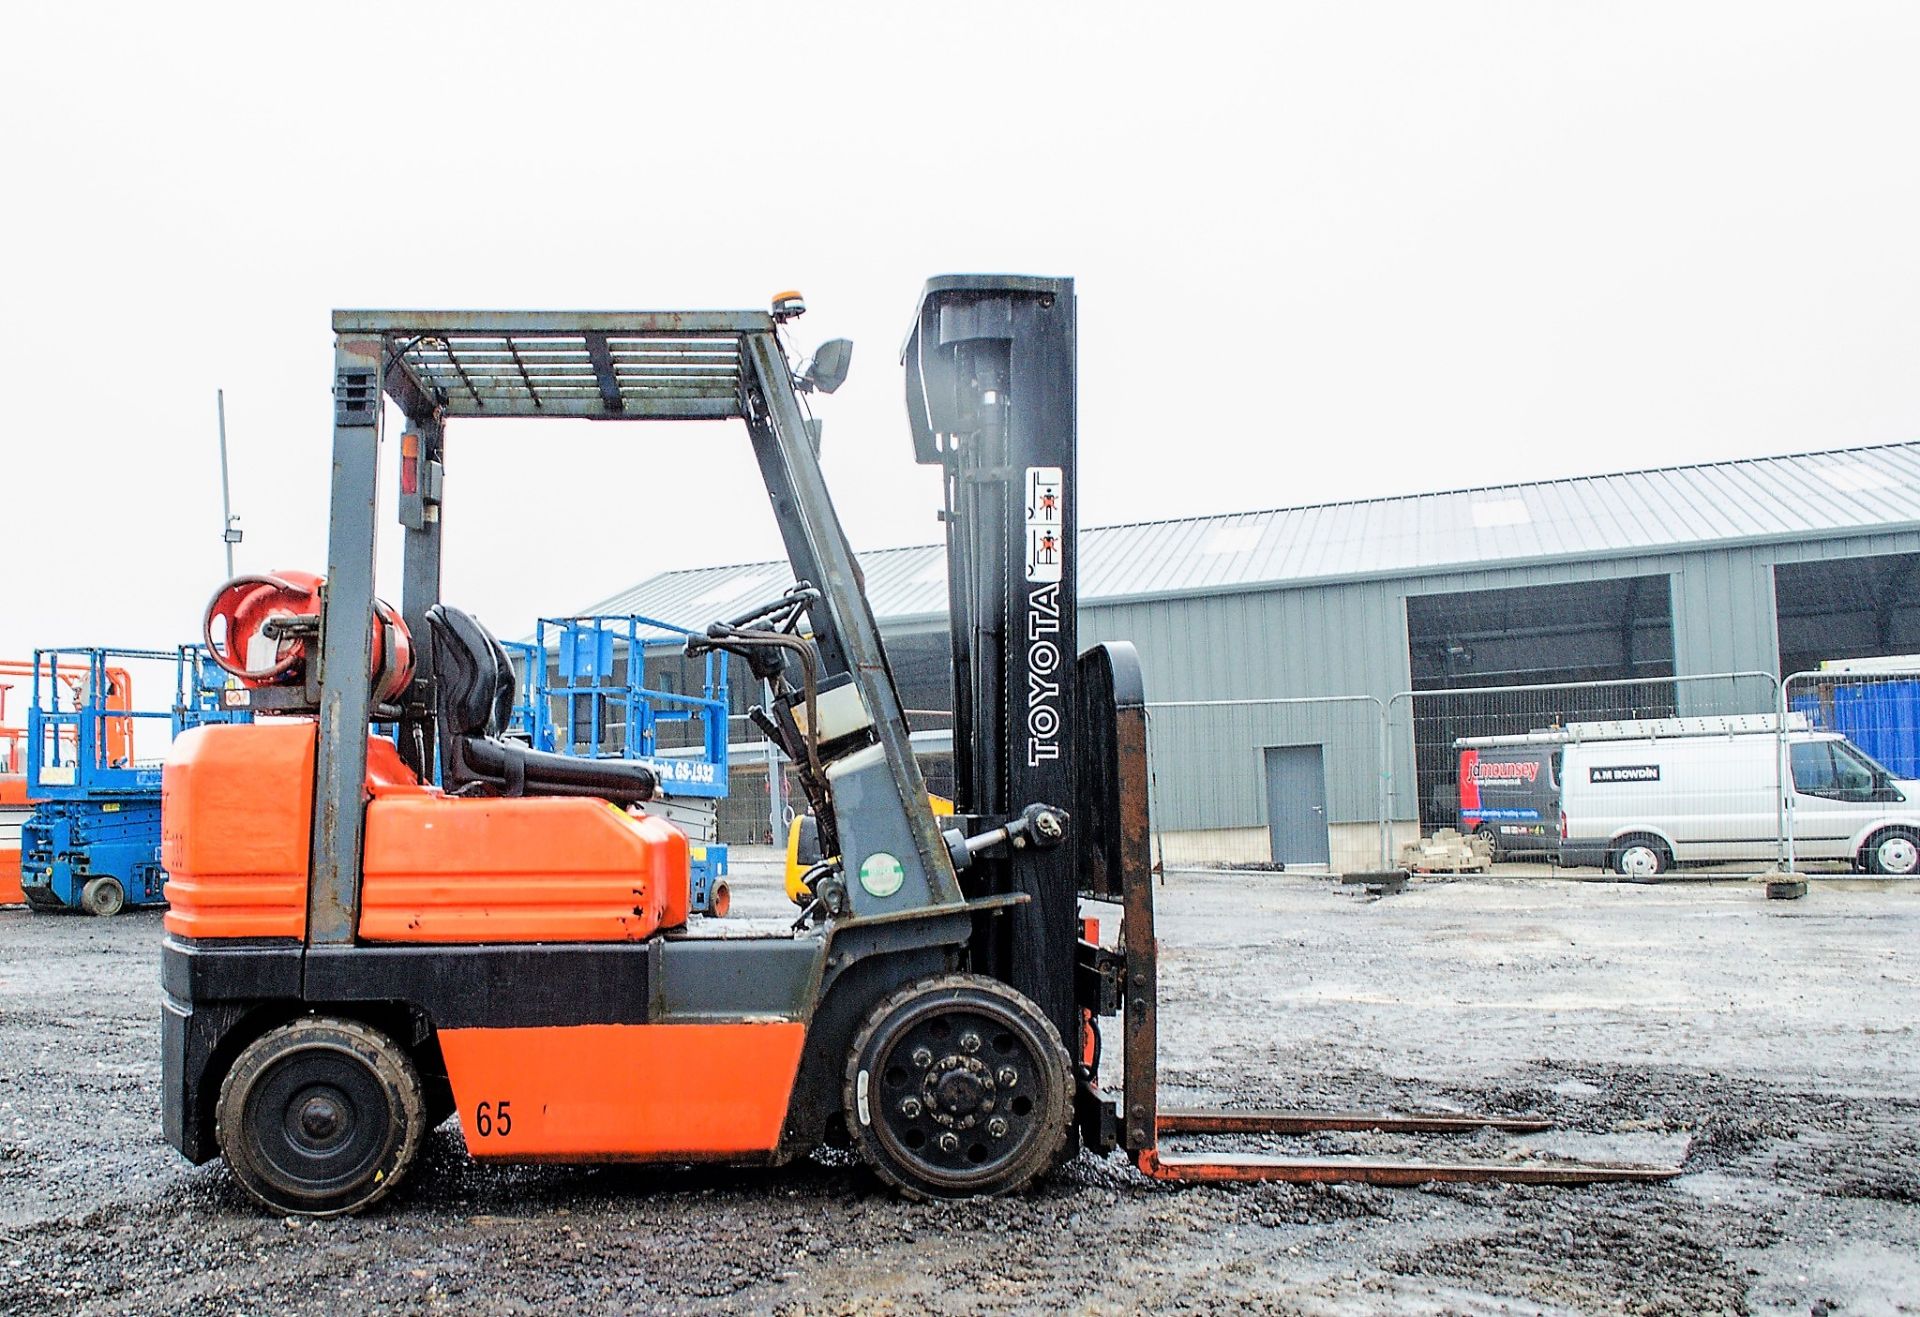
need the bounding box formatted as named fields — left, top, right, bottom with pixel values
left=941, top=803, right=1070, bottom=873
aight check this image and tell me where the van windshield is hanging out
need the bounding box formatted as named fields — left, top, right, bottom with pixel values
left=1840, top=741, right=1898, bottom=782
left=1793, top=739, right=1897, bottom=801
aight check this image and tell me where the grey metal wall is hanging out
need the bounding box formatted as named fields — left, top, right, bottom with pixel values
left=1076, top=529, right=1920, bottom=836
left=1080, top=587, right=1403, bottom=830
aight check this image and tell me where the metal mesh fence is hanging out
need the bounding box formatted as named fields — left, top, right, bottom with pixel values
left=1143, top=673, right=1802, bottom=878
left=1783, top=666, right=1920, bottom=877
left=1389, top=673, right=1784, bottom=872
left=694, top=667, right=1920, bottom=881
left=1142, top=697, right=1385, bottom=872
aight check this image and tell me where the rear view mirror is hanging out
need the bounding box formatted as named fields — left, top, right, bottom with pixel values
left=800, top=338, right=853, bottom=395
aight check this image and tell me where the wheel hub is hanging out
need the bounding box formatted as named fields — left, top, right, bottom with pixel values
left=298, top=1093, right=346, bottom=1142
left=926, top=1056, right=998, bottom=1129
left=279, top=1081, right=358, bottom=1156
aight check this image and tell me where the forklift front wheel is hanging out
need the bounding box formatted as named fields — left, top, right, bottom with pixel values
left=707, top=880, right=731, bottom=918
left=844, top=973, right=1072, bottom=1200
left=215, top=1017, right=428, bottom=1217
left=81, top=877, right=126, bottom=917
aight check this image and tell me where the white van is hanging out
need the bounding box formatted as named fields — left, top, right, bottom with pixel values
left=1556, top=717, right=1920, bottom=876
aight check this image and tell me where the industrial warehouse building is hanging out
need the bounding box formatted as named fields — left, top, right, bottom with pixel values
left=574, top=441, right=1920, bottom=866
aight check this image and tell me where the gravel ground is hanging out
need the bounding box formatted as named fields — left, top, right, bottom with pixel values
left=1, top=862, right=1914, bottom=1316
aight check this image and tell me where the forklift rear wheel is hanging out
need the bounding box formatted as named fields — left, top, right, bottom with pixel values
left=215, top=1017, right=428, bottom=1217
left=844, top=973, right=1071, bottom=1200
left=81, top=877, right=126, bottom=917
left=708, top=880, right=731, bottom=918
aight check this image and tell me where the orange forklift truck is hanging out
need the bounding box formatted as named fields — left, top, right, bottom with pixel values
left=160, top=278, right=1678, bottom=1215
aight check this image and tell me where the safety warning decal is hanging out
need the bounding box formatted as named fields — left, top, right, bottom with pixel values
left=1025, top=466, right=1064, bottom=583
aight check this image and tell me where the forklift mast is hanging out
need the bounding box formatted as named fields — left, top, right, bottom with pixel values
left=904, top=276, right=1081, bottom=1058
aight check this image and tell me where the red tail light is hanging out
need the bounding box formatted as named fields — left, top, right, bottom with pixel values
left=1559, top=811, right=1569, bottom=840
left=400, top=431, right=421, bottom=496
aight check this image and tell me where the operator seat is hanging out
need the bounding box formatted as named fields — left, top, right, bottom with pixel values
left=424, top=604, right=659, bottom=807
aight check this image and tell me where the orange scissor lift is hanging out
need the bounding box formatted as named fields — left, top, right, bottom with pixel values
left=1, top=670, right=25, bottom=906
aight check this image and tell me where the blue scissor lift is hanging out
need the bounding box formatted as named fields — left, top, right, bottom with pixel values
left=22, top=646, right=244, bottom=915
left=523, top=615, right=733, bottom=915
left=498, top=639, right=545, bottom=747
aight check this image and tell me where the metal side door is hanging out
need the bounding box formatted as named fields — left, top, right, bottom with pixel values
left=1264, top=744, right=1331, bottom=868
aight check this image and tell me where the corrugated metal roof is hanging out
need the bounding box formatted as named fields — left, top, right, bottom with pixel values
left=577, top=441, right=1920, bottom=627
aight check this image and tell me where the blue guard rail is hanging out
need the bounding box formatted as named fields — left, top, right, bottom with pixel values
left=21, top=645, right=245, bottom=914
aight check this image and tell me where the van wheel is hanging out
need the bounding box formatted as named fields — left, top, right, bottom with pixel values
left=1863, top=828, right=1920, bottom=876
left=1471, top=824, right=1501, bottom=859
left=1611, top=836, right=1669, bottom=879
left=215, top=1017, right=428, bottom=1217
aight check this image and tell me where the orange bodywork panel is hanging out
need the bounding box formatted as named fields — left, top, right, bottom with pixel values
left=1, top=774, right=24, bottom=905
left=436, top=1022, right=807, bottom=1160
left=360, top=799, right=688, bottom=942
left=163, top=722, right=318, bottom=939
left=162, top=721, right=690, bottom=942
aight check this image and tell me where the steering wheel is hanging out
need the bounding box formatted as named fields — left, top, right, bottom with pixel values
left=713, top=582, right=820, bottom=637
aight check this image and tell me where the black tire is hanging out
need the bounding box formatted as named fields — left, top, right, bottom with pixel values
left=844, top=973, right=1071, bottom=1201
left=1863, top=827, right=1920, bottom=876
left=215, top=1016, right=428, bottom=1217
left=1610, top=834, right=1669, bottom=879
left=81, top=876, right=126, bottom=917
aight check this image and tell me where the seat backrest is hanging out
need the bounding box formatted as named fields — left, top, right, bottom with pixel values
left=425, top=605, right=516, bottom=739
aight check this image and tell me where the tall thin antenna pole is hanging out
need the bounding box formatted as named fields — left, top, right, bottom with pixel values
left=217, top=389, right=236, bottom=578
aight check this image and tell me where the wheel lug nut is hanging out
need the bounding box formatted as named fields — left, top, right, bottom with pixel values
left=911, top=1047, right=933, bottom=1068
left=899, top=1097, right=922, bottom=1119
left=987, top=1117, right=1009, bottom=1139
left=960, top=1032, right=982, bottom=1054
left=938, top=1132, right=960, bottom=1154
left=997, top=1067, right=1018, bottom=1088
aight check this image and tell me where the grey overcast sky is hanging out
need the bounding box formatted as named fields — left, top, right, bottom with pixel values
left=4, top=2, right=1917, bottom=661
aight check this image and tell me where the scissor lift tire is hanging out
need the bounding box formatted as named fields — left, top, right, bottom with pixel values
left=81, top=877, right=125, bottom=917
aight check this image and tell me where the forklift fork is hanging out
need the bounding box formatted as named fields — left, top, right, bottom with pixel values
left=1075, top=643, right=1683, bottom=1190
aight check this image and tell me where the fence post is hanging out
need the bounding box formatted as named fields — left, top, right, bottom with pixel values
left=1777, top=674, right=1791, bottom=872
left=1376, top=695, right=1391, bottom=870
